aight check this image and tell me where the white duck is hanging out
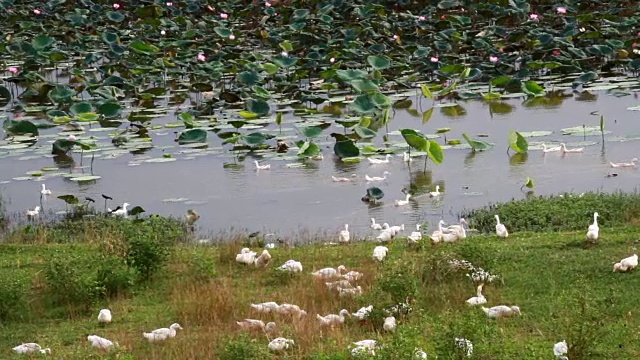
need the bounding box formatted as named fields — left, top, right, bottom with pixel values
left=110, top=203, right=130, bottom=217
left=560, top=143, right=583, bottom=153
left=338, top=224, right=350, bottom=243
left=383, top=316, right=397, bottom=332
left=254, top=160, right=271, bottom=170
left=40, top=184, right=52, bottom=196
left=12, top=343, right=51, bottom=354
left=254, top=249, right=272, bottom=268
left=367, top=154, right=392, bottom=164
left=236, top=248, right=257, bottom=265
left=236, top=319, right=276, bottom=332
left=610, top=158, right=638, bottom=168
left=338, top=285, right=363, bottom=297
left=278, top=259, right=303, bottom=272
left=455, top=338, right=474, bottom=358
left=87, top=335, right=115, bottom=350
left=394, top=193, right=412, bottom=206
left=251, top=302, right=280, bottom=313
left=495, top=215, right=508, bottom=238
left=431, top=220, right=459, bottom=243
left=325, top=279, right=353, bottom=290
left=276, top=303, right=307, bottom=318
left=407, top=224, right=422, bottom=244
left=342, top=270, right=363, bottom=282
left=446, top=218, right=468, bottom=239
left=142, top=323, right=183, bottom=342
left=389, top=223, right=404, bottom=234
left=26, top=206, right=41, bottom=218
left=481, top=305, right=521, bottom=319
left=403, top=152, right=413, bottom=163
left=414, top=348, right=428, bottom=359
left=465, top=283, right=487, bottom=305
left=351, top=340, right=377, bottom=356
left=312, top=265, right=347, bottom=279
left=332, top=174, right=357, bottom=182
left=586, top=212, right=599, bottom=243
left=372, top=246, right=389, bottom=262
left=429, top=185, right=441, bottom=197
left=613, top=254, right=638, bottom=272
left=316, top=309, right=350, bottom=326
left=352, top=305, right=373, bottom=320
left=97, top=309, right=112, bottom=323
left=370, top=218, right=383, bottom=230
left=542, top=143, right=561, bottom=153
left=268, top=337, right=294, bottom=353
left=365, top=171, right=390, bottom=182
left=553, top=340, right=568, bottom=358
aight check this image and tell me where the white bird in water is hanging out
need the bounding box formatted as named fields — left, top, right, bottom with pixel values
left=560, top=143, right=584, bottom=153
left=389, top=223, right=404, bottom=234
left=26, top=206, right=41, bottom=218
left=40, top=184, right=51, bottom=196
left=12, top=343, right=51, bottom=354
left=142, top=323, right=183, bottom=342
left=339, top=224, right=350, bottom=243
left=367, top=154, right=391, bottom=164
left=372, top=246, right=388, bottom=262
left=610, top=158, right=638, bottom=168
left=481, top=305, right=521, bottom=319
left=403, top=152, right=413, bottom=162
left=394, top=193, right=412, bottom=206
left=495, top=215, right=509, bottom=238
left=553, top=340, right=568, bottom=358
left=465, top=283, right=487, bottom=305
left=586, top=212, right=599, bottom=244
left=332, top=174, right=357, bottom=182
left=97, top=309, right=112, bottom=324
left=429, top=185, right=441, bottom=197
left=268, top=337, right=295, bottom=353
left=370, top=218, right=383, bottom=230
left=541, top=143, right=561, bottom=153
left=254, top=160, right=271, bottom=170
left=110, top=203, right=130, bottom=218
left=613, top=253, right=638, bottom=272
left=87, top=335, right=116, bottom=350
left=365, top=171, right=390, bottom=182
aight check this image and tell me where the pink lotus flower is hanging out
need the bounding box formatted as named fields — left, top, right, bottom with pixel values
left=197, top=53, right=206, bottom=62
left=430, top=57, right=439, bottom=63
left=557, top=7, right=566, bottom=14
left=489, top=55, right=499, bottom=63
left=330, top=57, right=335, bottom=63
left=229, top=34, right=236, bottom=40
left=33, top=9, right=41, bottom=15
left=7, top=66, right=18, bottom=74
left=440, top=15, right=445, bottom=20
left=418, top=16, right=426, bottom=21
left=113, top=3, right=120, bottom=10
left=67, top=134, right=77, bottom=141
left=553, top=50, right=560, bottom=56
left=529, top=14, right=538, bottom=20
left=220, top=13, right=228, bottom=19
left=166, top=2, right=173, bottom=6
left=265, top=1, right=272, bottom=6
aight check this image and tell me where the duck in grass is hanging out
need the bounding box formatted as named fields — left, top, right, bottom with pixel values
left=142, top=323, right=183, bottom=342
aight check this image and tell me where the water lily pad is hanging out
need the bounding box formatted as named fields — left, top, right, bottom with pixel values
left=144, top=158, right=177, bottom=163
left=69, top=175, right=101, bottom=182
left=519, top=131, right=553, bottom=137
left=162, top=198, right=189, bottom=203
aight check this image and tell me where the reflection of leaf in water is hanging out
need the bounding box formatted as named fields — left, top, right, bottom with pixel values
left=509, top=152, right=528, bottom=166
left=575, top=91, right=598, bottom=102
left=488, top=102, right=514, bottom=114
left=440, top=104, right=467, bottom=118
left=406, top=170, right=432, bottom=195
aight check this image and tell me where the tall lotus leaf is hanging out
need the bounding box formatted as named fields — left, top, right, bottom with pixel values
left=296, top=140, right=320, bottom=158
left=243, top=132, right=269, bottom=146
left=522, top=81, right=544, bottom=97
left=48, top=85, right=75, bottom=104
left=422, top=107, right=434, bottom=123
left=101, top=31, right=119, bottom=44
left=179, top=112, right=195, bottom=129
left=279, top=40, right=293, bottom=52
left=3, top=120, right=39, bottom=136
left=75, top=112, right=100, bottom=122
left=367, top=55, right=391, bottom=70
left=371, top=93, right=392, bottom=108
left=31, top=35, right=54, bottom=51
left=350, top=79, right=379, bottom=93
left=438, top=80, right=458, bottom=97
left=69, top=102, right=92, bottom=115
left=524, top=177, right=534, bottom=189
left=350, top=94, right=375, bottom=114
left=572, top=72, right=598, bottom=88
left=252, top=86, right=271, bottom=99
left=299, top=126, right=324, bottom=138
left=292, top=9, right=310, bottom=21
left=245, top=98, right=270, bottom=117
left=128, top=40, right=159, bottom=55
left=400, top=129, right=428, bottom=152
left=262, top=63, right=279, bottom=75
left=426, top=140, right=444, bottom=164
left=508, top=131, right=528, bottom=154
left=238, top=71, right=262, bottom=86
left=336, top=69, right=368, bottom=82
left=462, top=133, right=493, bottom=152
left=334, top=139, right=359, bottom=158
left=353, top=125, right=377, bottom=139
left=57, top=195, right=79, bottom=205
left=97, top=102, right=121, bottom=118
left=420, top=84, right=433, bottom=99
left=177, top=129, right=207, bottom=144
left=51, top=139, right=77, bottom=155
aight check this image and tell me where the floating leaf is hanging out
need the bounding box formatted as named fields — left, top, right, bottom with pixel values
left=177, top=129, right=207, bottom=144
left=245, top=98, right=270, bottom=117
left=462, top=133, right=492, bottom=152
left=3, top=120, right=39, bottom=136
left=508, top=131, right=528, bottom=154
left=353, top=125, right=377, bottom=139
left=298, top=125, right=324, bottom=138
left=572, top=71, right=598, bottom=88
left=243, top=132, right=269, bottom=146
left=70, top=175, right=102, bottom=182
left=367, top=55, right=391, bottom=70
left=129, top=40, right=159, bottom=55
left=69, top=102, right=92, bottom=115
left=333, top=139, right=359, bottom=159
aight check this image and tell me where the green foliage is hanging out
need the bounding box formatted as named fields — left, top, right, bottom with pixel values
left=43, top=254, right=103, bottom=312
left=218, top=334, right=270, bottom=360
left=0, top=275, right=29, bottom=322
left=126, top=234, right=171, bottom=281
left=461, top=191, right=640, bottom=233
left=184, top=250, right=217, bottom=282
left=375, top=259, right=419, bottom=303
left=96, top=255, right=136, bottom=297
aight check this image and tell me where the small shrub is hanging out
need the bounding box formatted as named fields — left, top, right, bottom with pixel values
left=217, top=334, right=270, bottom=360
left=461, top=191, right=640, bottom=233
left=96, top=255, right=136, bottom=297
left=0, top=275, right=29, bottom=322
left=185, top=250, right=217, bottom=282
left=43, top=255, right=103, bottom=312
left=375, top=259, right=419, bottom=303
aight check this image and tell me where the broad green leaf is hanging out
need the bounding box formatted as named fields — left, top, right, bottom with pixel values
left=367, top=55, right=391, bottom=70
left=57, top=194, right=79, bottom=205
left=296, top=140, right=321, bottom=158
left=350, top=79, right=379, bottom=92
left=75, top=112, right=99, bottom=122
left=128, top=40, right=159, bottom=55
left=350, top=94, right=376, bottom=114
left=462, top=133, right=493, bottom=152
left=422, top=107, right=434, bottom=123
left=508, top=131, right=529, bottom=154
left=179, top=112, right=195, bottom=129
left=3, top=120, right=39, bottom=136
left=243, top=132, right=269, bottom=146
left=299, top=125, right=324, bottom=138
left=400, top=129, right=428, bottom=151
left=426, top=140, right=443, bottom=164
left=522, top=81, right=545, bottom=97
left=334, top=139, right=359, bottom=158
left=97, top=102, right=121, bottom=118
left=572, top=71, right=598, bottom=88
left=238, top=110, right=259, bottom=120
left=353, top=125, right=377, bottom=139
left=420, top=84, right=433, bottom=99
left=524, top=177, right=534, bottom=189
left=69, top=102, right=92, bottom=115
left=177, top=129, right=207, bottom=144
left=279, top=40, right=293, bottom=52
left=245, top=98, right=270, bottom=117
left=106, top=11, right=125, bottom=22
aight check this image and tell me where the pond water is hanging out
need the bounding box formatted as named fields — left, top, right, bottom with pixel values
left=2, top=83, right=640, bottom=241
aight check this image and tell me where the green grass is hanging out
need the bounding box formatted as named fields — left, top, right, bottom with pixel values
left=1, top=213, right=640, bottom=359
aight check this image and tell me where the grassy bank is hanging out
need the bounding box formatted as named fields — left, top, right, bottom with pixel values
left=1, top=201, right=640, bottom=359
